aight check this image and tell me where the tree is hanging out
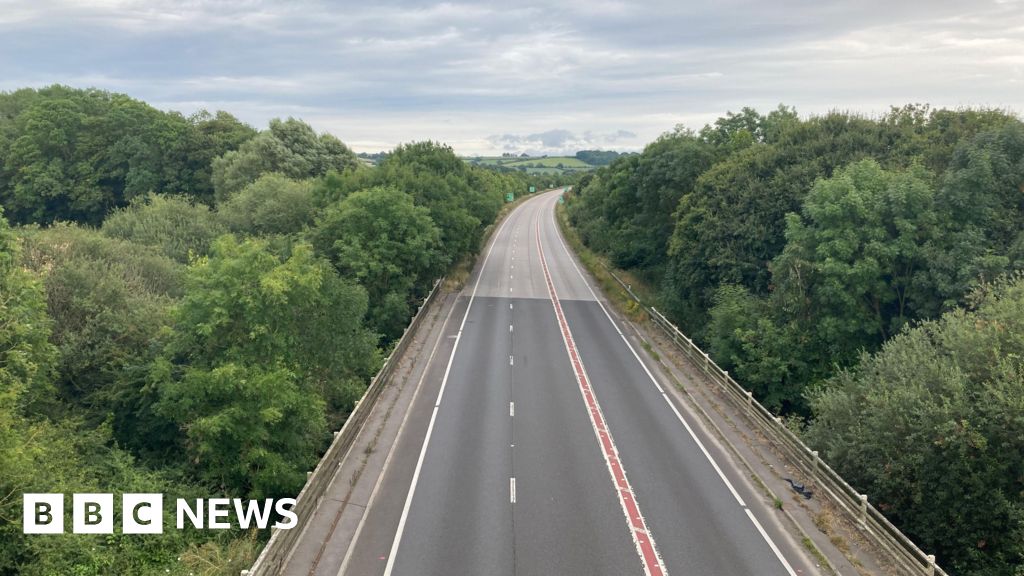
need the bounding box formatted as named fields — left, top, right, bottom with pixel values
left=807, top=276, right=1024, bottom=575
left=310, top=186, right=446, bottom=339
left=19, top=224, right=184, bottom=453
left=155, top=361, right=325, bottom=498
left=705, top=285, right=812, bottom=412
left=182, top=110, right=258, bottom=204
left=155, top=237, right=378, bottom=496
left=102, top=193, right=226, bottom=263
left=211, top=118, right=358, bottom=201
left=664, top=111, right=905, bottom=335
left=773, top=159, right=938, bottom=357
left=217, top=173, right=316, bottom=237
left=0, top=206, right=55, bottom=412
left=568, top=131, right=715, bottom=277
left=923, top=121, right=1024, bottom=311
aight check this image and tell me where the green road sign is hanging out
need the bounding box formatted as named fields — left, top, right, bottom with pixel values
left=528, top=185, right=536, bottom=193
left=505, top=192, right=515, bottom=202
left=558, top=195, right=565, bottom=204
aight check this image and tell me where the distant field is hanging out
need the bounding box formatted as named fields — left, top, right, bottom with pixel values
left=466, top=155, right=596, bottom=175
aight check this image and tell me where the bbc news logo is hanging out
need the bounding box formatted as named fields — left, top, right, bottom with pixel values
left=23, top=494, right=297, bottom=534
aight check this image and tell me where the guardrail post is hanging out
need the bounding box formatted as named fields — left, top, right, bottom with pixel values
left=812, top=450, right=820, bottom=474
left=927, top=554, right=936, bottom=576
left=745, top=389, right=753, bottom=409
left=703, top=352, right=710, bottom=372
left=859, top=494, right=868, bottom=528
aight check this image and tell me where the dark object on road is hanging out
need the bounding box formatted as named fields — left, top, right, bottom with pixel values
left=784, top=478, right=813, bottom=499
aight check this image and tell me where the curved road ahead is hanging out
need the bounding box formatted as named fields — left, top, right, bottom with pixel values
left=336, top=190, right=816, bottom=576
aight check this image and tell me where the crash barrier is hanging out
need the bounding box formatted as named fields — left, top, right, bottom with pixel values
left=606, top=268, right=946, bottom=576
left=246, top=278, right=444, bottom=576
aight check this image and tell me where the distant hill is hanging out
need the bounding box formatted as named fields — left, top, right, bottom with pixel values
left=465, top=150, right=631, bottom=176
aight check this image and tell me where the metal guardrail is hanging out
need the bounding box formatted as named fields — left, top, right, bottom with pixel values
left=605, top=269, right=945, bottom=576
left=246, top=278, right=445, bottom=576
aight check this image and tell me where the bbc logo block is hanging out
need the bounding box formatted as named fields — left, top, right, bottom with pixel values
left=24, top=493, right=162, bottom=534
left=23, top=493, right=295, bottom=534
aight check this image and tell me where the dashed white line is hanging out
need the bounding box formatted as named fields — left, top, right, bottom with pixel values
left=510, top=477, right=516, bottom=504
left=380, top=199, right=516, bottom=576
left=509, top=355, right=514, bottom=366
left=510, top=402, right=515, bottom=417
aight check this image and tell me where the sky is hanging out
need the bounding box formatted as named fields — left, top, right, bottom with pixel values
left=0, top=0, right=1022, bottom=155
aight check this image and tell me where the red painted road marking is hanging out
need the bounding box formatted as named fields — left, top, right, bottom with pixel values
left=535, top=220, right=668, bottom=576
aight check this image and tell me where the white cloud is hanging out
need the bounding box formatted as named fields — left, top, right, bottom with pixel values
left=0, top=0, right=1021, bottom=154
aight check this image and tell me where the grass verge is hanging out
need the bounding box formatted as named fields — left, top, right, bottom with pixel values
left=554, top=203, right=648, bottom=322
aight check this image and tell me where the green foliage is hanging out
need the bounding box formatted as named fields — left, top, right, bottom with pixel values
left=575, top=150, right=622, bottom=166
left=774, top=159, right=938, bottom=357
left=568, top=130, right=714, bottom=275
left=18, top=224, right=183, bottom=453
left=217, top=173, right=316, bottom=237
left=184, top=110, right=260, bottom=204
left=102, top=193, right=227, bottom=263
left=665, top=111, right=905, bottom=334
left=317, top=141, right=517, bottom=266
left=706, top=285, right=811, bottom=412
left=807, top=276, right=1024, bottom=575
left=569, top=104, right=1024, bottom=574
left=156, top=361, right=325, bottom=498
left=0, top=214, right=208, bottom=571
left=377, top=141, right=494, bottom=259
left=924, top=122, right=1024, bottom=309
left=0, top=86, right=254, bottom=225
left=310, top=186, right=446, bottom=339
left=155, top=237, right=378, bottom=496
left=0, top=207, right=56, bottom=412
left=211, top=118, right=358, bottom=201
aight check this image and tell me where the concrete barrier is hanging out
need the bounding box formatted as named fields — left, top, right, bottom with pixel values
left=247, top=278, right=445, bottom=576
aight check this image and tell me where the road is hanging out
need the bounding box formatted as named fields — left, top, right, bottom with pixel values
left=335, top=190, right=816, bottom=576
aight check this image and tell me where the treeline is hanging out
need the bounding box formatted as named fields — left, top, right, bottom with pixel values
left=575, top=149, right=626, bottom=166
left=566, top=105, right=1024, bottom=575
left=0, top=86, right=536, bottom=574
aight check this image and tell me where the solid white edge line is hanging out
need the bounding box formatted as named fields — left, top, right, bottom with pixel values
left=381, top=199, right=520, bottom=576
left=335, top=287, right=461, bottom=576
left=546, top=199, right=799, bottom=576
left=536, top=215, right=667, bottom=576
left=746, top=509, right=799, bottom=576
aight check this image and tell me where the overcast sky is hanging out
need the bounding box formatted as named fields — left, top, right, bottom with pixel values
left=1, top=0, right=1022, bottom=155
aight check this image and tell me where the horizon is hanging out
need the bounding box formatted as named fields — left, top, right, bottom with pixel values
left=2, top=0, right=1022, bottom=156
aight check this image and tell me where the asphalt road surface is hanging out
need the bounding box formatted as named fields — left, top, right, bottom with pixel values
left=337, top=190, right=816, bottom=576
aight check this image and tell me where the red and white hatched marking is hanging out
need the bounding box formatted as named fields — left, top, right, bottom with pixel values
left=535, top=220, right=668, bottom=576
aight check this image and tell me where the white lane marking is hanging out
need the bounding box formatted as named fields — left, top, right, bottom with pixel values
left=510, top=477, right=516, bottom=504
left=746, top=509, right=798, bottom=576
left=510, top=401, right=515, bottom=417
left=661, top=393, right=745, bottom=506
left=335, top=283, right=462, bottom=576
left=381, top=200, right=517, bottom=576
left=509, top=324, right=513, bottom=333
left=510, top=303, right=513, bottom=310
left=546, top=203, right=798, bottom=576
left=536, top=218, right=667, bottom=576
left=509, top=355, right=514, bottom=366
